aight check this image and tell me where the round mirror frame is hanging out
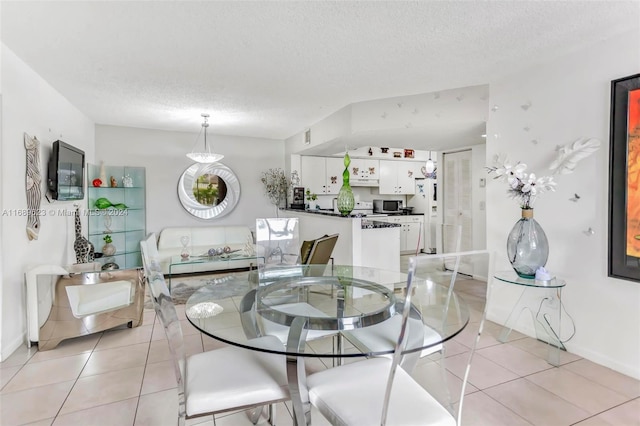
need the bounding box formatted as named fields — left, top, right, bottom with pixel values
left=178, top=163, right=241, bottom=219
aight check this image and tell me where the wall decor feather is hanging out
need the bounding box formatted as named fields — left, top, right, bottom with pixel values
left=549, top=138, right=601, bottom=175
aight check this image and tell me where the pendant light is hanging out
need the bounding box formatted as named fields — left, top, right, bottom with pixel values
left=425, top=151, right=435, bottom=174
left=186, top=113, right=224, bottom=163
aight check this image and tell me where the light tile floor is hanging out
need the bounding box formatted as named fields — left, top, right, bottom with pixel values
left=1, top=278, right=639, bottom=425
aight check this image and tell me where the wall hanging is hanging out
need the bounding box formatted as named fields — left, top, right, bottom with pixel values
left=179, top=163, right=240, bottom=219
left=24, top=133, right=42, bottom=240
left=608, top=73, right=640, bottom=282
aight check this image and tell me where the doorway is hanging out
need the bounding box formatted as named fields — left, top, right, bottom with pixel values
left=442, top=149, right=473, bottom=253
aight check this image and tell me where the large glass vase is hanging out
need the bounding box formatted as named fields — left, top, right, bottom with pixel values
left=337, top=152, right=355, bottom=215
left=506, top=209, right=549, bottom=278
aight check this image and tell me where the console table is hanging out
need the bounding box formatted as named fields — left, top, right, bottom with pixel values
left=494, top=270, right=566, bottom=366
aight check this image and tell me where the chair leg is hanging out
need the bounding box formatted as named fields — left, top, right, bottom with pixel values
left=268, top=403, right=276, bottom=425
left=246, top=406, right=266, bottom=425
left=245, top=405, right=278, bottom=425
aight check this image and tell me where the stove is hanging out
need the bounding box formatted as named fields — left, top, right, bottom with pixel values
left=332, top=199, right=373, bottom=215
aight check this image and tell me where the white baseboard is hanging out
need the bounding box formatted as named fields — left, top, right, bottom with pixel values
left=1, top=332, right=26, bottom=362
left=487, top=307, right=640, bottom=380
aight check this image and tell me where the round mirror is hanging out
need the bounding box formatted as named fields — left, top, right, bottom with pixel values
left=178, top=163, right=240, bottom=219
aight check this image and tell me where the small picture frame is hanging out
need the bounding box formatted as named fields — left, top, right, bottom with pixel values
left=381, top=147, right=389, bottom=153
left=404, top=149, right=415, bottom=158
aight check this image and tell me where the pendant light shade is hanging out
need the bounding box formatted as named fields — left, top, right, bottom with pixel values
left=425, top=152, right=435, bottom=174
left=187, top=113, right=224, bottom=163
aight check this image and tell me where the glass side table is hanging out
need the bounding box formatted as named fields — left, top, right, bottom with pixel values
left=494, top=270, right=566, bottom=366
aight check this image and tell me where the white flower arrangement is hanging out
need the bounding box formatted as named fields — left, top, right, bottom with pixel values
left=487, top=157, right=557, bottom=209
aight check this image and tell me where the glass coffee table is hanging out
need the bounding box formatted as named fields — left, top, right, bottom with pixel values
left=168, top=253, right=263, bottom=288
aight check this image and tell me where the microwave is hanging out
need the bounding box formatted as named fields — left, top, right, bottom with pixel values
left=373, top=199, right=403, bottom=213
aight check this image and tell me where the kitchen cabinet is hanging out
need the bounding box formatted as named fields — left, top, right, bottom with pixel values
left=379, top=160, right=419, bottom=194
left=381, top=215, right=425, bottom=253
left=349, top=158, right=379, bottom=186
left=301, top=156, right=344, bottom=195
left=86, top=164, right=146, bottom=269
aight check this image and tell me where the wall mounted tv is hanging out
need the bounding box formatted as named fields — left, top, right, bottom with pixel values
left=47, top=140, right=85, bottom=201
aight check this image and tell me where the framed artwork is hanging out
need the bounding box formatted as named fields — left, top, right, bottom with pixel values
left=608, top=73, right=640, bottom=282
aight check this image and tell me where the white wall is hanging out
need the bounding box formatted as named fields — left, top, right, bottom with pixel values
left=1, top=45, right=95, bottom=360
left=486, top=30, right=640, bottom=378
left=95, top=125, right=285, bottom=236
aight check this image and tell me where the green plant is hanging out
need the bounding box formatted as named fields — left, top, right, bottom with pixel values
left=103, top=235, right=113, bottom=244
left=305, top=189, right=317, bottom=202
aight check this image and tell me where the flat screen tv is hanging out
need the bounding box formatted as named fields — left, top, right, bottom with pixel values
left=47, top=140, right=85, bottom=201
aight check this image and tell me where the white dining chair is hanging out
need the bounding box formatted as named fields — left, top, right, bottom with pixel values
left=341, top=224, right=463, bottom=373
left=140, top=236, right=290, bottom=426
left=306, top=250, right=493, bottom=426
left=253, top=220, right=340, bottom=346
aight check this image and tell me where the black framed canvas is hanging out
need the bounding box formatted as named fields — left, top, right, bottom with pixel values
left=608, top=73, right=640, bottom=282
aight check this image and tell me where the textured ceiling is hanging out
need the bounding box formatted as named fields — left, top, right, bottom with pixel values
left=2, top=1, right=639, bottom=141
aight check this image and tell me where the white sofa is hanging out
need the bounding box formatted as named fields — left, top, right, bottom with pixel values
left=157, top=226, right=255, bottom=275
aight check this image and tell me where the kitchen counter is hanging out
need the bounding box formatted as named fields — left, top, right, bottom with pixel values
left=281, top=208, right=363, bottom=218
left=361, top=220, right=401, bottom=229
left=281, top=209, right=402, bottom=229
left=282, top=208, right=423, bottom=218
left=279, top=209, right=401, bottom=270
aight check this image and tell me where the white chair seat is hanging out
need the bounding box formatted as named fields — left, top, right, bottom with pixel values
left=258, top=302, right=339, bottom=344
left=307, top=357, right=455, bottom=426
left=186, top=335, right=289, bottom=416
left=343, top=314, right=443, bottom=359
left=142, top=233, right=290, bottom=425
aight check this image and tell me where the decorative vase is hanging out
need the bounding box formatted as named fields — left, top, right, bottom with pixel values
left=99, top=161, right=107, bottom=187
left=102, top=242, right=116, bottom=256
left=337, top=152, right=355, bottom=215
left=507, top=209, right=549, bottom=278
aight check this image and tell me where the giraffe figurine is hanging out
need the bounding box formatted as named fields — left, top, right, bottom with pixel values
left=73, top=206, right=95, bottom=263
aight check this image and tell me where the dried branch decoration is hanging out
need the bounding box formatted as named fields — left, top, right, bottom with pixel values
left=260, top=168, right=289, bottom=206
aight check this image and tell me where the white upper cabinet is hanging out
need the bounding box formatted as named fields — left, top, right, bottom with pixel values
left=349, top=158, right=379, bottom=186
left=301, top=156, right=344, bottom=195
left=379, top=160, right=419, bottom=194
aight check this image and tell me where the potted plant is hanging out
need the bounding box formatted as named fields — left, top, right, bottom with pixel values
left=305, top=189, right=318, bottom=209
left=102, top=234, right=116, bottom=256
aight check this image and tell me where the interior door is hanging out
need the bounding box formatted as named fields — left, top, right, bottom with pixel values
left=443, top=150, right=473, bottom=270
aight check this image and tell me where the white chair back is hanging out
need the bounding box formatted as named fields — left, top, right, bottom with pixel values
left=255, top=218, right=300, bottom=266
left=307, top=250, right=494, bottom=425
left=405, top=249, right=494, bottom=423
left=146, top=271, right=189, bottom=421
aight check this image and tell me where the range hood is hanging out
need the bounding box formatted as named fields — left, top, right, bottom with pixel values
left=350, top=177, right=379, bottom=187
left=350, top=162, right=379, bottom=187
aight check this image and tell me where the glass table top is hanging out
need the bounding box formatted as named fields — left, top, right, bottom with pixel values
left=494, top=270, right=566, bottom=288
left=170, top=252, right=261, bottom=266
left=185, top=264, right=470, bottom=358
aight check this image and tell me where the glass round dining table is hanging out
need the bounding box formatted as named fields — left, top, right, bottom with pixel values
left=185, top=264, right=471, bottom=426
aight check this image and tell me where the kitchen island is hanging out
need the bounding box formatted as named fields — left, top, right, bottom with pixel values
left=279, top=209, right=401, bottom=271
